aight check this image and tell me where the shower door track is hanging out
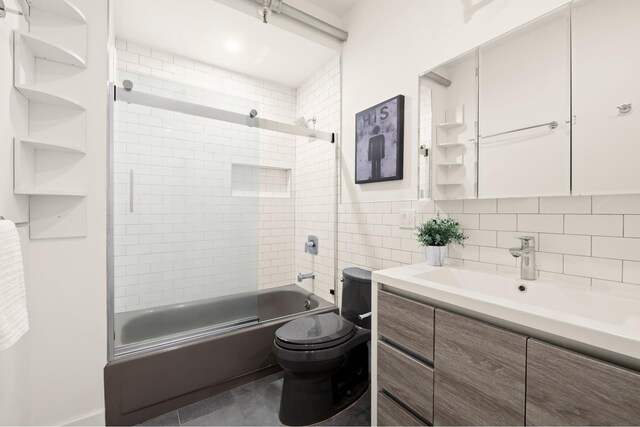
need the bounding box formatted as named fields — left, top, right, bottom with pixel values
left=113, top=83, right=336, bottom=143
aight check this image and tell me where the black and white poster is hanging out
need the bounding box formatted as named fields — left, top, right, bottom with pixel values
left=355, top=95, right=404, bottom=184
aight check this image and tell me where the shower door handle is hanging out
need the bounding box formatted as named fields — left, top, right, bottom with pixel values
left=129, top=170, right=134, bottom=213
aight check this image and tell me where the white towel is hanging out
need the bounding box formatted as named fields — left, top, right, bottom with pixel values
left=0, top=220, right=28, bottom=351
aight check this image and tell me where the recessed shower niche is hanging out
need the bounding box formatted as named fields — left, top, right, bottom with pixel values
left=232, top=164, right=291, bottom=199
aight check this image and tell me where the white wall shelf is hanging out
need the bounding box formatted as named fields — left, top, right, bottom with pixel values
left=14, top=84, right=84, bottom=109
left=437, top=162, right=464, bottom=167
left=29, top=0, right=87, bottom=23
left=17, top=31, right=86, bottom=68
left=438, top=105, right=465, bottom=129
left=438, top=122, right=464, bottom=129
left=14, top=188, right=86, bottom=197
left=437, top=142, right=466, bottom=148
left=20, top=137, right=85, bottom=154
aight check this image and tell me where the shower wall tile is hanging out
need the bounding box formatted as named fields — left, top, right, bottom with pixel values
left=113, top=39, right=298, bottom=312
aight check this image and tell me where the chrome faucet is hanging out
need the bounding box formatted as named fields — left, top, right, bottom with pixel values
left=509, top=236, right=537, bottom=280
left=297, top=272, right=315, bottom=282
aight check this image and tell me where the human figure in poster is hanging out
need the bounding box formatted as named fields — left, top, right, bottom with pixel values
left=368, top=125, right=385, bottom=180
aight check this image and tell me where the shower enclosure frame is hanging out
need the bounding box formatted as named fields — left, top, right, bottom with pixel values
left=106, top=82, right=339, bottom=362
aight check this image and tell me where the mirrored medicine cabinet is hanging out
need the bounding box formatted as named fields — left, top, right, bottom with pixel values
left=419, top=0, right=640, bottom=200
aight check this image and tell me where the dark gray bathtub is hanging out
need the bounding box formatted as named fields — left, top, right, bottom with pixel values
left=105, top=284, right=336, bottom=425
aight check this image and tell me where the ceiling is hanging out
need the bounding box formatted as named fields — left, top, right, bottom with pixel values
left=305, top=0, right=358, bottom=16
left=113, top=0, right=341, bottom=87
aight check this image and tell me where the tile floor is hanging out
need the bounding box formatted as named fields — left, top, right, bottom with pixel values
left=139, top=372, right=371, bottom=426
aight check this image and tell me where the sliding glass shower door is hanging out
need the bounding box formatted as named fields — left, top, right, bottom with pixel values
left=110, top=75, right=262, bottom=355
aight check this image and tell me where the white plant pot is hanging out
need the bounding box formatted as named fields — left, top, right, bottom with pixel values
left=424, top=246, right=447, bottom=266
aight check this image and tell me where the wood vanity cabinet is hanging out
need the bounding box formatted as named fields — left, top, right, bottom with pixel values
left=526, top=339, right=640, bottom=426
left=378, top=341, right=433, bottom=422
left=378, top=290, right=434, bottom=360
left=377, top=392, right=425, bottom=426
left=376, top=288, right=640, bottom=426
left=433, top=309, right=527, bottom=426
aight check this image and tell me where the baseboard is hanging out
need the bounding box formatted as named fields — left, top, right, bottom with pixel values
left=65, top=410, right=105, bottom=426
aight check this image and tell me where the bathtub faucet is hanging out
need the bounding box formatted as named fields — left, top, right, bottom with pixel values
left=297, top=272, right=315, bottom=282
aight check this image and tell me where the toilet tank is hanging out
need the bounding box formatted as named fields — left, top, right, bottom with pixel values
left=341, top=267, right=372, bottom=329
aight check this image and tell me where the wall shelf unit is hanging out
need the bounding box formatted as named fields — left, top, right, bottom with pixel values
left=438, top=106, right=465, bottom=129
left=14, top=189, right=87, bottom=197
left=16, top=31, right=86, bottom=67
left=14, top=137, right=87, bottom=197
left=14, top=84, right=84, bottom=109
left=10, top=0, right=88, bottom=239
left=29, top=0, right=87, bottom=23
left=28, top=0, right=87, bottom=69
left=438, top=122, right=464, bottom=129
left=437, top=142, right=466, bottom=148
left=20, top=137, right=85, bottom=154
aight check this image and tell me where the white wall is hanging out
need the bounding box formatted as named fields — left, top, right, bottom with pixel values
left=0, top=0, right=108, bottom=425
left=0, top=3, right=30, bottom=424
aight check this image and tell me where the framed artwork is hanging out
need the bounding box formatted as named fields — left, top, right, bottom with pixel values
left=355, top=95, right=405, bottom=184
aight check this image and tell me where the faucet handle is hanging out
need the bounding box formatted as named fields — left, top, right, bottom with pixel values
left=516, top=236, right=535, bottom=248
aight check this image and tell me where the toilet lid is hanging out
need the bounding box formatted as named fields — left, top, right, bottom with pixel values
left=275, top=313, right=355, bottom=346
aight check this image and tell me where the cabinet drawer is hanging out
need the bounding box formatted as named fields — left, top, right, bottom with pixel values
left=377, top=392, right=426, bottom=426
left=434, top=309, right=527, bottom=426
left=378, top=290, right=434, bottom=360
left=378, top=341, right=434, bottom=422
left=526, top=339, right=640, bottom=426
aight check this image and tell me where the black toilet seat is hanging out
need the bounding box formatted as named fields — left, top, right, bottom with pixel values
left=274, top=312, right=356, bottom=351
left=275, top=329, right=356, bottom=351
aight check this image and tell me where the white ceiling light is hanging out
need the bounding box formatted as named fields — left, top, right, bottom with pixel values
left=224, top=38, right=241, bottom=53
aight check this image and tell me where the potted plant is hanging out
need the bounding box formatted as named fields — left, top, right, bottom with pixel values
left=416, top=214, right=467, bottom=266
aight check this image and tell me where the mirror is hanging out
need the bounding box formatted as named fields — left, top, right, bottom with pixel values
left=478, top=5, right=571, bottom=199
left=419, top=49, right=478, bottom=200
left=571, top=0, right=640, bottom=195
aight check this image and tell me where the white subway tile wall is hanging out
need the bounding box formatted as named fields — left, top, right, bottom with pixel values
left=113, top=40, right=298, bottom=312
left=338, top=195, right=640, bottom=289
left=294, top=56, right=341, bottom=304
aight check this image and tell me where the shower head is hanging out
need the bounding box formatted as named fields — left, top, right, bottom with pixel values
left=295, top=116, right=316, bottom=129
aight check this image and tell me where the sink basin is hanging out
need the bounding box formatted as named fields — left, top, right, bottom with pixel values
left=412, top=267, right=638, bottom=326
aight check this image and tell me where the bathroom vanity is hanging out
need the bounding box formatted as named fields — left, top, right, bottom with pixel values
left=371, top=264, right=640, bottom=426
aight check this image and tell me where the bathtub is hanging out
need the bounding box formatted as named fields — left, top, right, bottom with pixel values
left=104, top=284, right=336, bottom=425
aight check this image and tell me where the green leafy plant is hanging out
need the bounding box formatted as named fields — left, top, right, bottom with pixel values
left=416, top=214, right=467, bottom=247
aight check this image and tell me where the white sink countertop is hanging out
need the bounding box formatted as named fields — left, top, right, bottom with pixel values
left=372, top=263, right=640, bottom=365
